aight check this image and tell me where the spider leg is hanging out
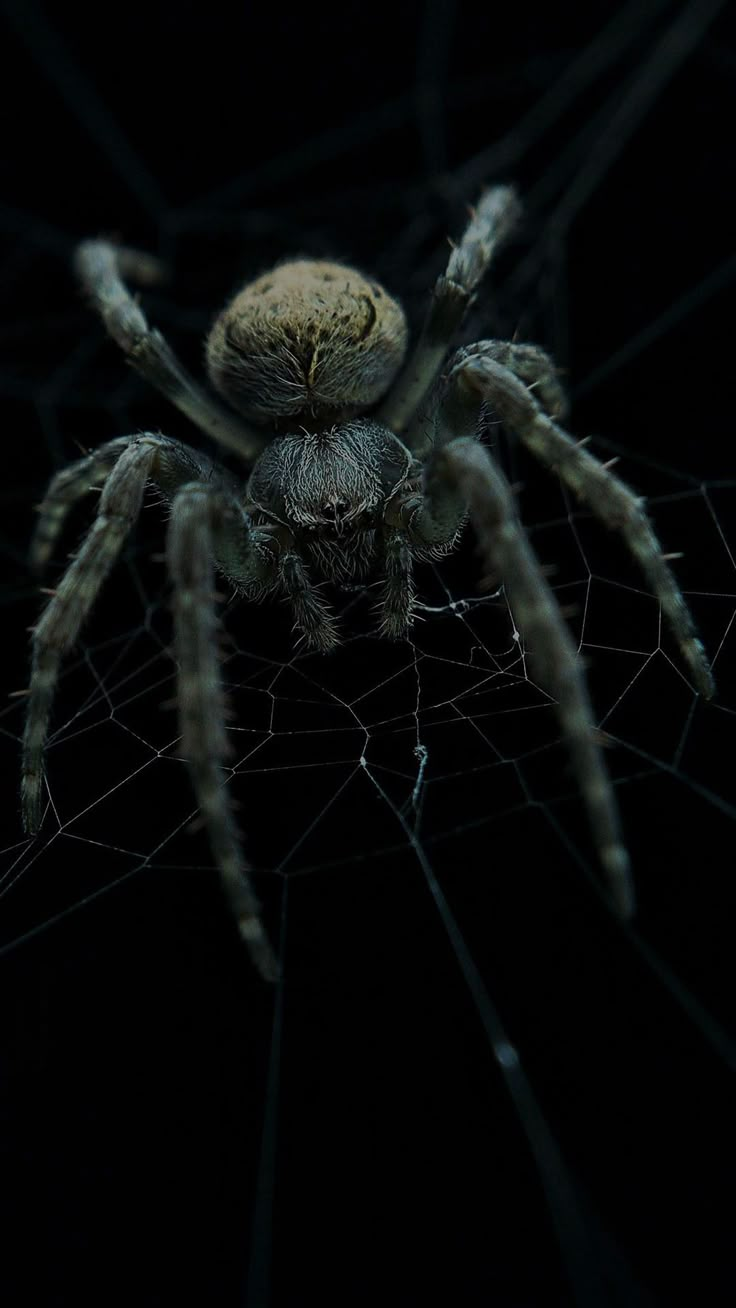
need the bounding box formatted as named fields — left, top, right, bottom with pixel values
left=456, top=346, right=715, bottom=698
left=30, top=433, right=239, bottom=575
left=22, top=437, right=160, bottom=833
left=24, top=433, right=249, bottom=829
left=378, top=186, right=521, bottom=437
left=453, top=340, right=569, bottom=421
left=167, top=484, right=279, bottom=980
left=75, top=240, right=267, bottom=463
left=406, top=431, right=634, bottom=917
left=30, top=436, right=134, bottom=573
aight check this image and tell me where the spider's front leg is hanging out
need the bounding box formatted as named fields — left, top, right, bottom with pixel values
left=22, top=432, right=235, bottom=830
left=167, top=485, right=280, bottom=980
left=22, top=434, right=278, bottom=977
left=397, top=362, right=635, bottom=917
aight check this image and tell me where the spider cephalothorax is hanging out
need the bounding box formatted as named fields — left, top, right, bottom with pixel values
left=247, top=420, right=411, bottom=536
left=21, top=187, right=714, bottom=979
left=244, top=420, right=416, bottom=592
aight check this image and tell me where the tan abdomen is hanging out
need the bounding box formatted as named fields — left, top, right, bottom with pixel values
left=205, top=260, right=408, bottom=425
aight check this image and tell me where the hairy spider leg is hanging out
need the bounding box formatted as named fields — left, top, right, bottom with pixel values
left=167, top=483, right=279, bottom=979
left=379, top=185, right=521, bottom=437
left=22, top=437, right=161, bottom=833
left=395, top=386, right=634, bottom=915
left=23, top=433, right=280, bottom=978
left=443, top=436, right=635, bottom=918
left=457, top=345, right=715, bottom=699
left=75, top=241, right=266, bottom=463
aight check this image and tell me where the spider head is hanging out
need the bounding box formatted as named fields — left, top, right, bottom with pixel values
left=247, top=419, right=412, bottom=539
left=205, top=259, right=408, bottom=427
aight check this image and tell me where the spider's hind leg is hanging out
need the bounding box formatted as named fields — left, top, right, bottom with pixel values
left=379, top=186, right=521, bottom=438
left=75, top=240, right=266, bottom=463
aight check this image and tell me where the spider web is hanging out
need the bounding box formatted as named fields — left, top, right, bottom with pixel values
left=1, top=2, right=736, bottom=1305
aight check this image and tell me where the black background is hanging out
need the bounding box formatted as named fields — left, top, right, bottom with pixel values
left=1, top=2, right=735, bottom=1305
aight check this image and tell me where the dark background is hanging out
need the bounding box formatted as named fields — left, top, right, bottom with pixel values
left=1, top=2, right=735, bottom=1305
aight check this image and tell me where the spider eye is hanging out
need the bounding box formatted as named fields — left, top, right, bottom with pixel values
left=322, top=499, right=349, bottom=520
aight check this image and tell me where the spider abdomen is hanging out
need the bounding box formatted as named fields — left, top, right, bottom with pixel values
left=205, top=260, right=408, bottom=425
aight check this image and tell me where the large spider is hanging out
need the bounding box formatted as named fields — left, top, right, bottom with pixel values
left=21, top=187, right=714, bottom=980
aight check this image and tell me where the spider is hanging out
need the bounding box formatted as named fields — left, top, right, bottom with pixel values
left=20, top=186, right=714, bottom=980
